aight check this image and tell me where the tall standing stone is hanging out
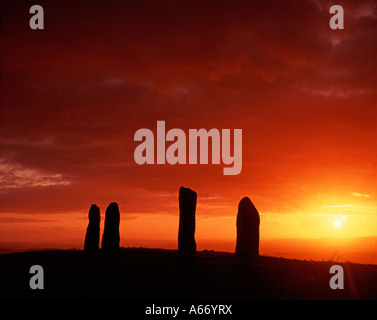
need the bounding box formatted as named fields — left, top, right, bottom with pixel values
left=101, top=202, right=120, bottom=249
left=84, top=204, right=101, bottom=252
left=235, top=197, right=260, bottom=255
left=178, top=186, right=197, bottom=254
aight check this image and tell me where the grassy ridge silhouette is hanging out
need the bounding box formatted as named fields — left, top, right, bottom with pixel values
left=1, top=248, right=377, bottom=299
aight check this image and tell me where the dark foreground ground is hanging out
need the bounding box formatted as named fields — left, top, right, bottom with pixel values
left=1, top=248, right=376, bottom=300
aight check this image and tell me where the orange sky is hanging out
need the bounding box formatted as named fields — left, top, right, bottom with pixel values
left=1, top=0, right=376, bottom=256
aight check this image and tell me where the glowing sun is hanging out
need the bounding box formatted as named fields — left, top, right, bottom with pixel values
left=333, top=220, right=342, bottom=228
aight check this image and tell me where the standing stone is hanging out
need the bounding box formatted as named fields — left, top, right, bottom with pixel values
left=235, top=197, right=260, bottom=255
left=178, top=186, right=197, bottom=254
left=84, top=204, right=101, bottom=252
left=101, top=202, right=120, bottom=249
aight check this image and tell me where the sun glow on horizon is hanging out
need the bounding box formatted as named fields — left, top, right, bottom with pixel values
left=333, top=220, right=342, bottom=228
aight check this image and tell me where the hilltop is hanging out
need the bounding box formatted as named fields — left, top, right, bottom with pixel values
left=1, top=247, right=376, bottom=299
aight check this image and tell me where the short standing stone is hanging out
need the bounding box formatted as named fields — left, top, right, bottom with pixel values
left=101, top=202, right=120, bottom=249
left=235, top=197, right=260, bottom=255
left=84, top=204, right=101, bottom=252
left=178, top=187, right=197, bottom=254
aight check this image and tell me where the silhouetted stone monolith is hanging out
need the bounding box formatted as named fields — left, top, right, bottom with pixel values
left=101, top=202, right=120, bottom=249
left=235, top=197, right=260, bottom=255
left=84, top=204, right=101, bottom=252
left=178, top=186, right=197, bottom=254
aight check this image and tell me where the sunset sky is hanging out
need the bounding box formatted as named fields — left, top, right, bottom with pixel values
left=1, top=0, right=376, bottom=254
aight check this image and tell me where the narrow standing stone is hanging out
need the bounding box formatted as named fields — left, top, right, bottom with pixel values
left=84, top=204, right=101, bottom=252
left=235, top=197, right=260, bottom=255
left=101, top=202, right=120, bottom=249
left=178, top=186, right=197, bottom=254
